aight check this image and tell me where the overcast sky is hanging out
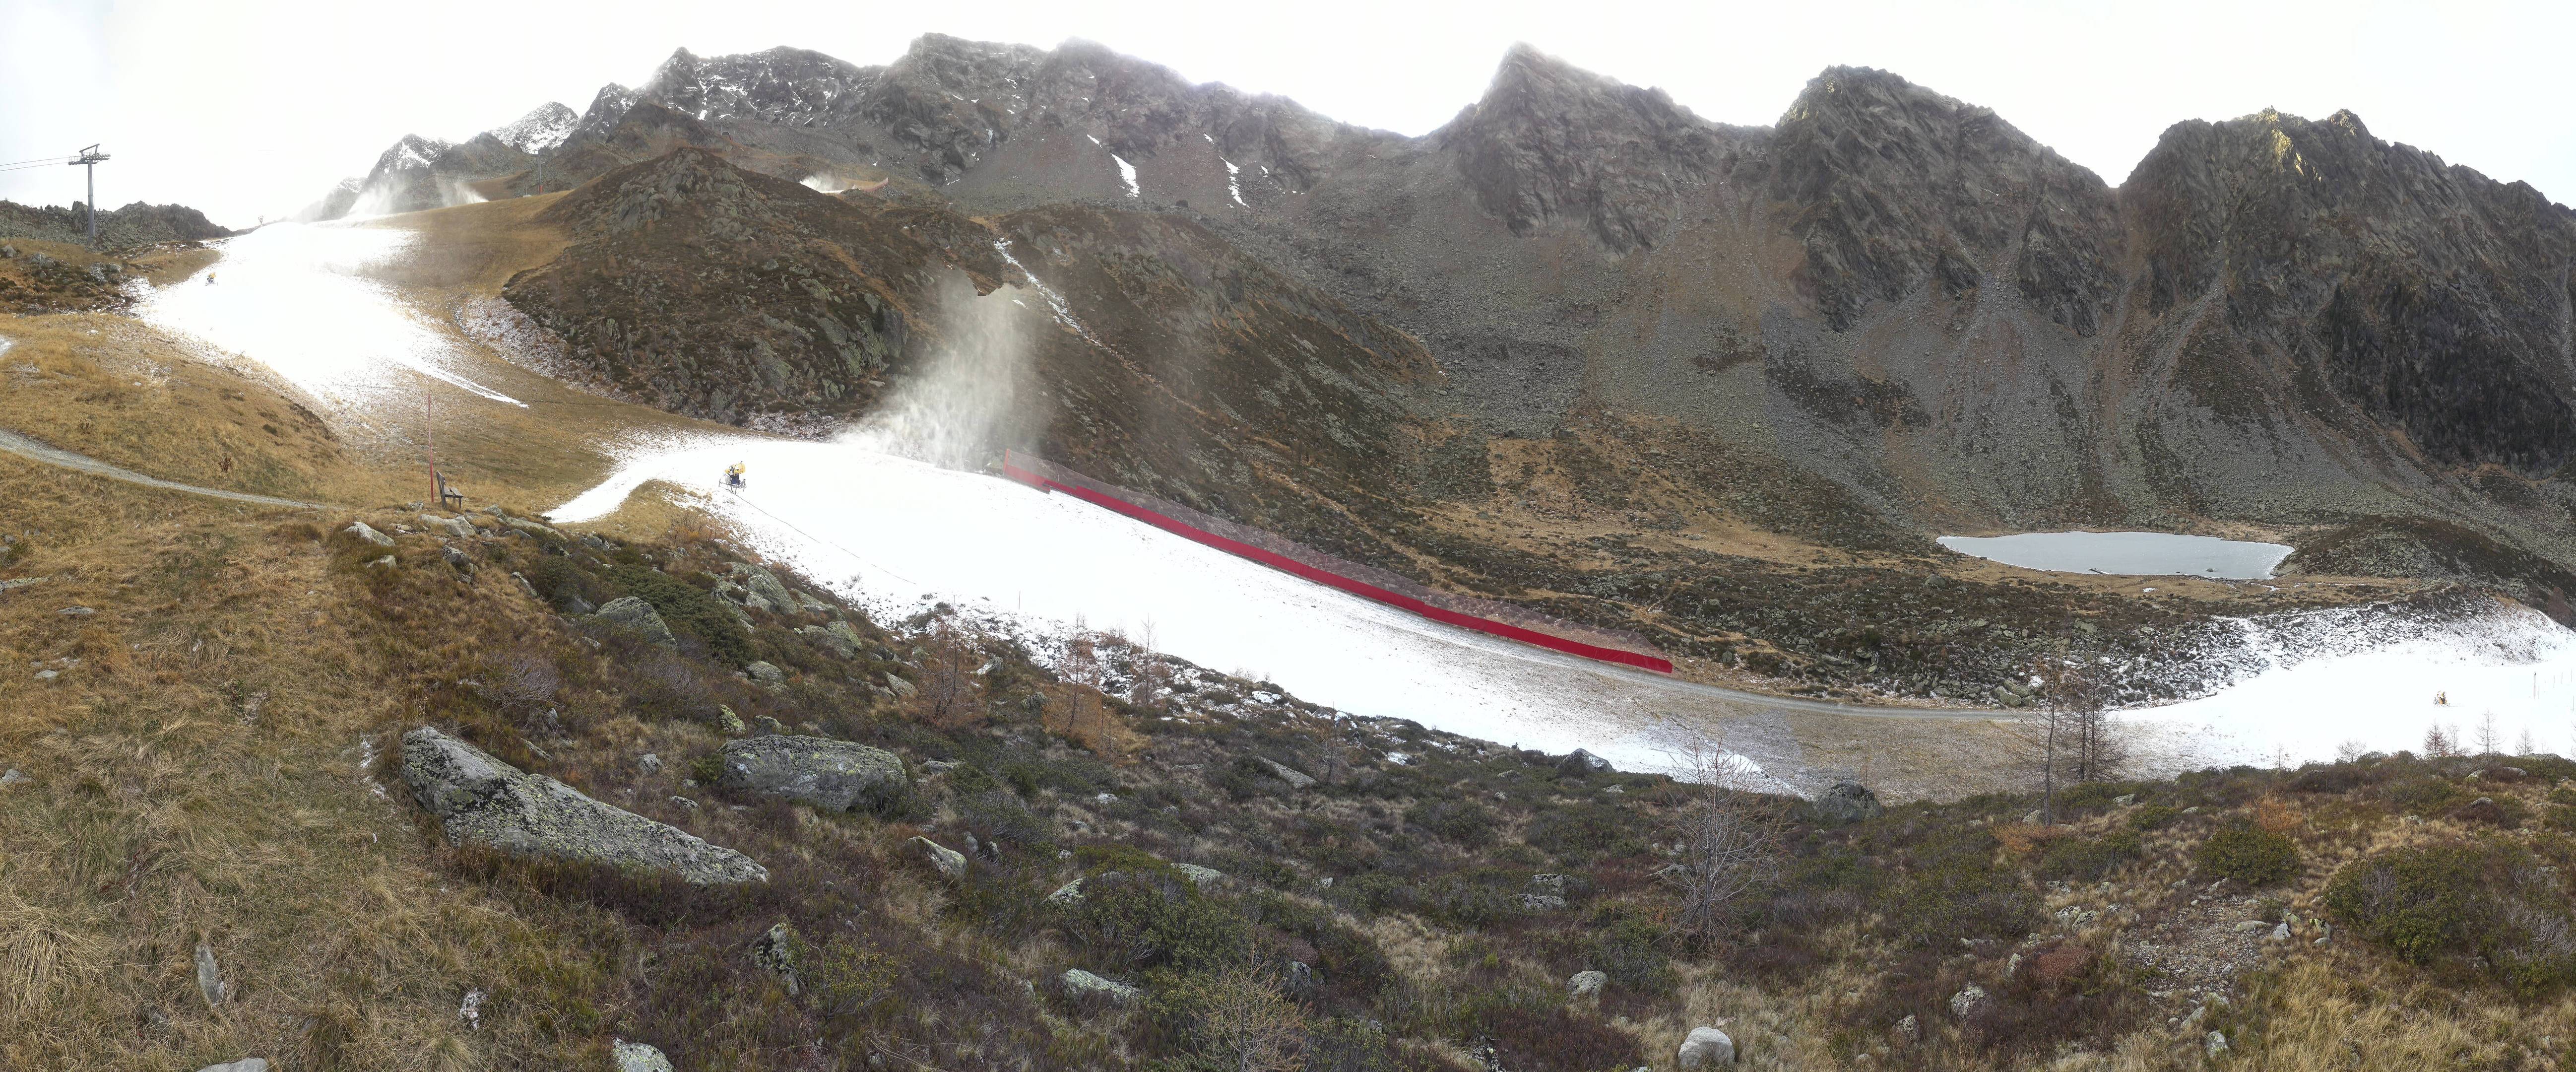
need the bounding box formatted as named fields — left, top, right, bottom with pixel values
left=5, top=0, right=2571, bottom=228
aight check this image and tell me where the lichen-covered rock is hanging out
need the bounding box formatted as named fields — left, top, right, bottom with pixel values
left=400, top=727, right=767, bottom=884
left=1569, top=970, right=1607, bottom=998
left=1810, top=781, right=1885, bottom=825
left=911, top=835, right=967, bottom=877
left=613, top=1040, right=674, bottom=1072
left=1061, top=968, right=1141, bottom=1003
left=716, top=735, right=907, bottom=812
left=591, top=596, right=676, bottom=648
left=344, top=522, right=394, bottom=547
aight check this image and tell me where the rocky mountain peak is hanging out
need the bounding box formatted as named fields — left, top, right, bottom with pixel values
left=489, top=102, right=578, bottom=154
left=1769, top=65, right=2122, bottom=333
left=645, top=45, right=880, bottom=129
left=1436, top=43, right=1736, bottom=252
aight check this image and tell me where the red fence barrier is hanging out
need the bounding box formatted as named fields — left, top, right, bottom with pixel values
left=1002, top=450, right=1675, bottom=673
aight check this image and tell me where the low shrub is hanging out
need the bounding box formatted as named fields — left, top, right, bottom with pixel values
left=1524, top=802, right=1645, bottom=864
left=2384, top=777, right=2472, bottom=816
left=606, top=564, right=755, bottom=666
left=2195, top=821, right=2300, bottom=886
left=2325, top=842, right=2576, bottom=996
left=2127, top=804, right=2182, bottom=831
left=1404, top=800, right=1498, bottom=849
left=2037, top=830, right=2142, bottom=881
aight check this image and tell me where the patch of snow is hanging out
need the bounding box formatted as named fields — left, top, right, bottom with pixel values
left=1112, top=154, right=1139, bottom=199
left=990, top=239, right=1102, bottom=346
left=1222, top=158, right=1245, bottom=206
left=2131, top=599, right=2576, bottom=771
left=136, top=223, right=525, bottom=409
left=550, top=439, right=1719, bottom=776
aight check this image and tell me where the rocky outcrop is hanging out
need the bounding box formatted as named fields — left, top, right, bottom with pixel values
left=1438, top=44, right=1739, bottom=252
left=1769, top=67, right=2124, bottom=334
left=714, top=735, right=909, bottom=812
left=591, top=596, right=676, bottom=648
left=2126, top=109, right=2576, bottom=473
left=501, top=148, right=1010, bottom=426
left=1810, top=780, right=1885, bottom=825
left=400, top=727, right=767, bottom=884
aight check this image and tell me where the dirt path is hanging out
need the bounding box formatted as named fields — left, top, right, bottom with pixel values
left=0, top=427, right=328, bottom=511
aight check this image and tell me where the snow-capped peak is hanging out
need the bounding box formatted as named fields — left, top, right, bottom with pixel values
left=489, top=102, right=579, bottom=154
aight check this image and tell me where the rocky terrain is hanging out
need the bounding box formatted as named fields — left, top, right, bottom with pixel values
left=282, top=35, right=2562, bottom=708
left=0, top=200, right=232, bottom=249
left=7, top=467, right=2572, bottom=1071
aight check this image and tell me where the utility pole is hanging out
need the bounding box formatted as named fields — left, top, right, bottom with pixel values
left=68, top=145, right=110, bottom=247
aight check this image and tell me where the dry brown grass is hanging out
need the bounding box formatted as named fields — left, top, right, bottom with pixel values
left=0, top=313, right=403, bottom=505
left=0, top=457, right=613, bottom=1070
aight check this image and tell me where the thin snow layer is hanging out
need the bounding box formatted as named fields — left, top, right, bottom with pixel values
left=1939, top=531, right=2293, bottom=580
left=1112, top=154, right=1140, bottom=199
left=552, top=437, right=1719, bottom=776
left=136, top=222, right=524, bottom=409
left=1222, top=158, right=1245, bottom=206
left=2129, top=599, right=2576, bottom=772
left=990, top=240, right=1101, bottom=345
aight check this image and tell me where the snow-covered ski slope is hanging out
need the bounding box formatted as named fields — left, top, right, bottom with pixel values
left=112, top=210, right=2576, bottom=786
left=553, top=435, right=1717, bottom=774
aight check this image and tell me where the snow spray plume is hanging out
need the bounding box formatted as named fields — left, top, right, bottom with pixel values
left=852, top=274, right=1038, bottom=469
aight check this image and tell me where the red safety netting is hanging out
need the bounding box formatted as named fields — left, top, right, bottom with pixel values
left=1002, top=450, right=1674, bottom=673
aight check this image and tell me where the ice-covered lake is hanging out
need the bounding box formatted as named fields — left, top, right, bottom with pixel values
left=1937, top=531, right=2294, bottom=580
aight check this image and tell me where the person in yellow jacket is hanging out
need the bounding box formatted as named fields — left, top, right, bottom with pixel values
left=724, top=461, right=746, bottom=488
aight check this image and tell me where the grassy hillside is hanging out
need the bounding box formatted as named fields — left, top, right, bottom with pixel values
left=6, top=442, right=2576, bottom=1070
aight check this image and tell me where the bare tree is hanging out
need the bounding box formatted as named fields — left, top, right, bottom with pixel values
left=2049, top=666, right=2128, bottom=785
left=916, top=615, right=982, bottom=728
left=2424, top=724, right=2459, bottom=759
left=2519, top=727, right=2537, bottom=757
left=1660, top=733, right=1784, bottom=942
left=1173, top=965, right=1305, bottom=1072
left=2477, top=710, right=2500, bottom=757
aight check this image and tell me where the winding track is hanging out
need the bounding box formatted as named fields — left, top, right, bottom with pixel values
left=0, top=426, right=327, bottom=511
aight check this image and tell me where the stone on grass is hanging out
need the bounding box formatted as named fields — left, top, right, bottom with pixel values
left=1569, top=970, right=1608, bottom=998
left=401, top=727, right=767, bottom=884
left=1810, top=781, right=1885, bottom=825
left=911, top=836, right=967, bottom=878
left=1061, top=968, right=1142, bottom=1003
left=798, top=624, right=858, bottom=659
left=884, top=673, right=917, bottom=699
left=195, top=943, right=226, bottom=1006
left=1949, top=985, right=1990, bottom=1019
left=195, top=1061, right=269, bottom=1072
left=749, top=921, right=802, bottom=996
left=415, top=513, right=477, bottom=539
left=2205, top=1030, right=2229, bottom=1058
left=0, top=769, right=25, bottom=786
left=1255, top=756, right=1317, bottom=789
left=1677, top=1025, right=1736, bottom=1067
left=1173, top=863, right=1225, bottom=887
left=1896, top=1014, right=1920, bottom=1043
left=746, top=660, right=785, bottom=684
left=733, top=564, right=798, bottom=611
left=591, top=597, right=676, bottom=649
left=344, top=522, right=394, bottom=547
left=1047, top=876, right=1093, bottom=905
left=613, top=1040, right=674, bottom=1072
left=715, top=735, right=908, bottom=812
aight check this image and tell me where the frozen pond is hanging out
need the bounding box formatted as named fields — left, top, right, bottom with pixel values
left=1937, top=531, right=2293, bottom=580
